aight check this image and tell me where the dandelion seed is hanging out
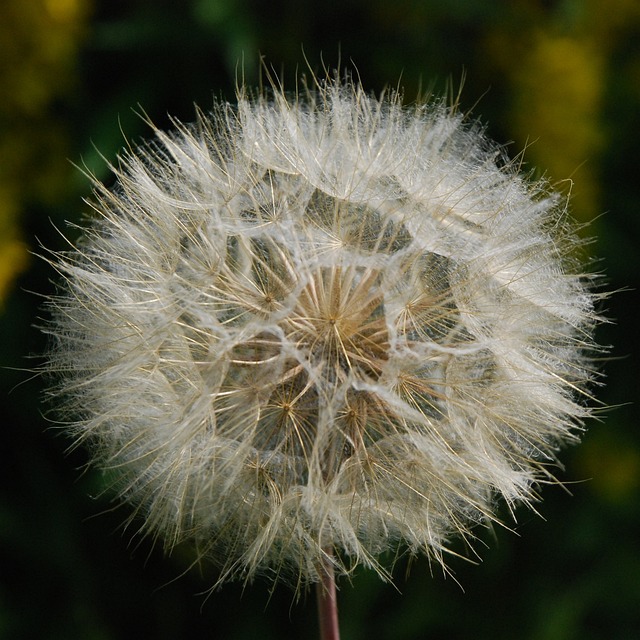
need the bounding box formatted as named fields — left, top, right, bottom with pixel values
left=42, top=73, right=600, bottom=601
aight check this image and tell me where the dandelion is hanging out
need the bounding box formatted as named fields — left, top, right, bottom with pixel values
left=43, top=73, right=598, bottom=636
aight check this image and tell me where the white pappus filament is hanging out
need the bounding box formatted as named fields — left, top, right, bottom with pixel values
left=43, top=74, right=600, bottom=590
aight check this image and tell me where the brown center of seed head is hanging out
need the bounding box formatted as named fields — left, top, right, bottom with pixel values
left=288, top=265, right=389, bottom=384
left=236, top=263, right=391, bottom=484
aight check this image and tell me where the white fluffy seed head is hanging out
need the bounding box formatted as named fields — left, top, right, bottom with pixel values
left=43, top=76, right=599, bottom=590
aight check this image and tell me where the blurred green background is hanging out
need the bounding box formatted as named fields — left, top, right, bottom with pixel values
left=2, top=1, right=639, bottom=638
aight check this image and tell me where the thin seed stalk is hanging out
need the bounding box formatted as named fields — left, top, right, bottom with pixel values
left=316, top=549, right=340, bottom=640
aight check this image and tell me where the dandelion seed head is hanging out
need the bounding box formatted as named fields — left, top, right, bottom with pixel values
left=43, top=75, right=599, bottom=590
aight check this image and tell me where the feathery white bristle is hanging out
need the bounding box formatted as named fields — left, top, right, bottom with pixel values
left=43, top=75, right=600, bottom=590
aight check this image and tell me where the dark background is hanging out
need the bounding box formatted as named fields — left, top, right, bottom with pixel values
left=2, top=1, right=638, bottom=638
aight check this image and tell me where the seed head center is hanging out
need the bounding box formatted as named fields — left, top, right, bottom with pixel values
left=285, top=266, right=390, bottom=384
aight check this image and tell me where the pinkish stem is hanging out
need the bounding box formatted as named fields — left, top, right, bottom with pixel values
left=316, top=551, right=340, bottom=640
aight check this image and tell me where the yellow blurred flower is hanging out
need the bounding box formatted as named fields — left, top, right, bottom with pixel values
left=485, top=0, right=640, bottom=225
left=0, top=0, right=89, bottom=306
left=510, top=32, right=604, bottom=223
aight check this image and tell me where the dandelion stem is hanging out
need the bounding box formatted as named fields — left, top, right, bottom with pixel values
left=316, top=549, right=340, bottom=640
